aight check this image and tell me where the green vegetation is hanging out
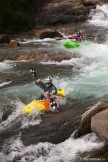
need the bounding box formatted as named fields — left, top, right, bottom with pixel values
left=0, top=0, right=35, bottom=33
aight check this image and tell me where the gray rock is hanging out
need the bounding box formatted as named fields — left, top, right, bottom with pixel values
left=91, top=109, right=108, bottom=141
left=35, top=3, right=89, bottom=26
left=77, top=102, right=108, bottom=137
left=34, top=29, right=63, bottom=39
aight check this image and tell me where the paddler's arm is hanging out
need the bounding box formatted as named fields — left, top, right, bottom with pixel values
left=44, top=85, right=57, bottom=98
left=35, top=79, right=46, bottom=91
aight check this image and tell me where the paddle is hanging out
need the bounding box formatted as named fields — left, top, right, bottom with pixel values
left=30, top=68, right=37, bottom=78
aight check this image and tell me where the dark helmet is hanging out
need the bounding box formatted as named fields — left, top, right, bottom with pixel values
left=76, top=29, right=81, bottom=34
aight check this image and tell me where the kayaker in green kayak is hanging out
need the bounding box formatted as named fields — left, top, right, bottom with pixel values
left=69, top=29, right=84, bottom=43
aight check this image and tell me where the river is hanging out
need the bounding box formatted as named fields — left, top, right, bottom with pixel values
left=0, top=4, right=108, bottom=162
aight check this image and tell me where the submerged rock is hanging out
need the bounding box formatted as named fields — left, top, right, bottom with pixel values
left=0, top=50, right=72, bottom=63
left=91, top=108, right=108, bottom=141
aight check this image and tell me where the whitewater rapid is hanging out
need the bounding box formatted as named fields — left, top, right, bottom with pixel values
left=88, top=4, right=108, bottom=27
left=0, top=132, right=105, bottom=162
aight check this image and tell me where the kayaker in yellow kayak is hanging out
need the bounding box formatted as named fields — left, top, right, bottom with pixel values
left=35, top=76, right=58, bottom=111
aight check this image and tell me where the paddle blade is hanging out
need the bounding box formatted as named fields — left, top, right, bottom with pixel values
left=30, top=68, right=37, bottom=77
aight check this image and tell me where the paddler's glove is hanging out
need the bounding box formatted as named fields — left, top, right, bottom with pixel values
left=36, top=79, right=41, bottom=83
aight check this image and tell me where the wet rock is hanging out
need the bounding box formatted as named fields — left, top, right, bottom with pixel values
left=77, top=102, right=108, bottom=137
left=91, top=108, right=108, bottom=141
left=35, top=0, right=99, bottom=27
left=0, top=76, right=11, bottom=85
left=10, top=39, right=20, bottom=47
left=82, top=0, right=99, bottom=6
left=0, top=46, right=72, bottom=63
left=34, top=29, right=63, bottom=39
left=2, top=50, right=71, bottom=63
left=35, top=3, right=88, bottom=26
left=0, top=34, right=10, bottom=43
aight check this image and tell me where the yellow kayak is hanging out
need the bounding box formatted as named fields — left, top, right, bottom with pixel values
left=23, top=89, right=65, bottom=114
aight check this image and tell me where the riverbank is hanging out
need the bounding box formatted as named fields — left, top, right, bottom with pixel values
left=0, top=0, right=106, bottom=34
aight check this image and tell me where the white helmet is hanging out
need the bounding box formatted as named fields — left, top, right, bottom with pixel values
left=45, top=76, right=52, bottom=83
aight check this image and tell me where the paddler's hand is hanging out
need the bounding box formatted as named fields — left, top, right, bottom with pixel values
left=44, top=91, right=50, bottom=97
left=36, top=79, right=41, bottom=83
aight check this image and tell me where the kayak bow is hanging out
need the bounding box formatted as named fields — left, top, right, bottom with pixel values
left=64, top=40, right=92, bottom=48
left=64, top=41, right=80, bottom=48
left=23, top=89, right=65, bottom=114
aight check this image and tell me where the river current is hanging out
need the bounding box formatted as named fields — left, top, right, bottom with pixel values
left=0, top=4, right=108, bottom=162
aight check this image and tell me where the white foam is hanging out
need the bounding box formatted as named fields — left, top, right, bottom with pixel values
left=1, top=133, right=105, bottom=162
left=21, top=110, right=42, bottom=128
left=88, top=4, right=108, bottom=27
left=41, top=57, right=85, bottom=69
left=0, top=61, right=13, bottom=72
left=0, top=98, right=41, bottom=132
left=0, top=81, right=11, bottom=87
left=48, top=42, right=108, bottom=98
left=19, top=38, right=40, bottom=44
left=0, top=100, right=24, bottom=132
left=20, top=38, right=56, bottom=44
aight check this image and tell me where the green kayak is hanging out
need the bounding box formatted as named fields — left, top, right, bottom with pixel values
left=64, top=40, right=92, bottom=48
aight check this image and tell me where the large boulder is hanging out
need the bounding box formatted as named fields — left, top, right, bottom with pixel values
left=34, top=29, right=63, bottom=39
left=77, top=102, right=108, bottom=137
left=91, top=108, right=108, bottom=140
left=35, top=3, right=88, bottom=26
left=9, top=39, right=20, bottom=47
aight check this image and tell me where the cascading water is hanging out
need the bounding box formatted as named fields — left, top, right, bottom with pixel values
left=0, top=133, right=105, bottom=162
left=88, top=4, right=108, bottom=26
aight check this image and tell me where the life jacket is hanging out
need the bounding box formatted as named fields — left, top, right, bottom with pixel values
left=70, top=34, right=78, bottom=39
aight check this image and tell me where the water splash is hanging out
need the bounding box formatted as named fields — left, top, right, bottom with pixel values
left=0, top=61, right=13, bottom=72
left=21, top=110, right=42, bottom=129
left=0, top=97, right=41, bottom=132
left=0, top=133, right=105, bottom=162
left=88, top=4, right=108, bottom=27
left=0, top=81, right=11, bottom=87
left=0, top=98, right=24, bottom=132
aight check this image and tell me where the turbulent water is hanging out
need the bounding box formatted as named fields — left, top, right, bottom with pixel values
left=0, top=4, right=108, bottom=162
